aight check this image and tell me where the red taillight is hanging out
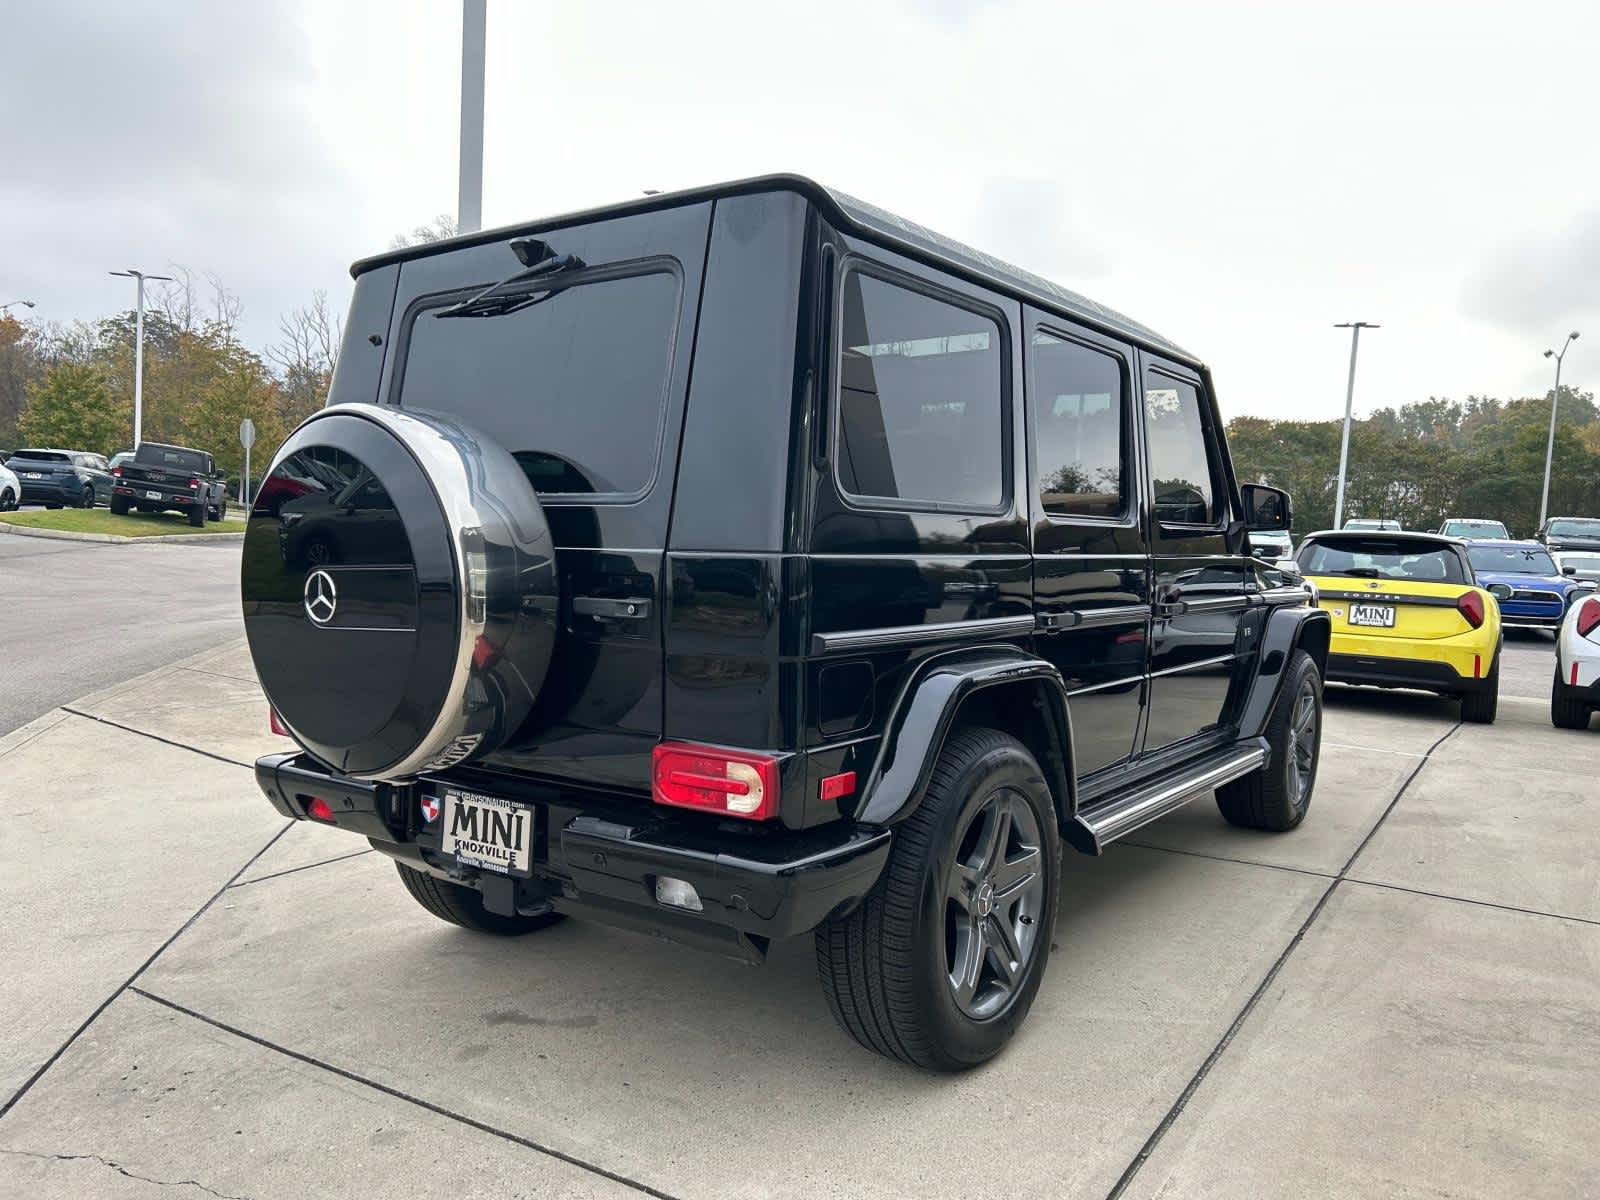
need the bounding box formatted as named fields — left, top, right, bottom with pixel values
left=1457, top=590, right=1486, bottom=629
left=187, top=477, right=200, bottom=489
left=111, top=466, right=122, bottom=477
left=268, top=708, right=289, bottom=736
left=303, top=795, right=335, bottom=823
left=1577, top=597, right=1600, bottom=639
left=652, top=742, right=780, bottom=820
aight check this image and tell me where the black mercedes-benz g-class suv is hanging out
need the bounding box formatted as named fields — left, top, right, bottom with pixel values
left=245, top=176, right=1328, bottom=1070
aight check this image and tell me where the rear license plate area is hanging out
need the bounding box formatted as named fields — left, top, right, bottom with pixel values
left=145, top=490, right=162, bottom=500
left=434, top=786, right=535, bottom=876
left=1349, top=603, right=1396, bottom=628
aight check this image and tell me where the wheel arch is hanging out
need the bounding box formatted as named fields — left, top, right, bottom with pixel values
left=852, top=646, right=1077, bottom=834
left=1238, top=604, right=1332, bottom=739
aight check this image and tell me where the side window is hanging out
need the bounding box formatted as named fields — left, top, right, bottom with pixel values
left=1145, top=372, right=1222, bottom=525
left=836, top=270, right=1004, bottom=510
left=1031, top=331, right=1126, bottom=520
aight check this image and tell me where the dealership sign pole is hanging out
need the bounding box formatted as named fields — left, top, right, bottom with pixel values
left=239, top=417, right=256, bottom=509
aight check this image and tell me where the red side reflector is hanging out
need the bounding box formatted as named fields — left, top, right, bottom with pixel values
left=269, top=708, right=290, bottom=736
left=1473, top=654, right=1481, bottom=679
left=1577, top=597, right=1600, bottom=640
left=1457, top=590, right=1485, bottom=629
left=472, top=635, right=498, bottom=670
left=652, top=743, right=780, bottom=820
left=304, top=796, right=335, bottom=823
left=819, top=771, right=857, bottom=802
left=1572, top=662, right=1581, bottom=687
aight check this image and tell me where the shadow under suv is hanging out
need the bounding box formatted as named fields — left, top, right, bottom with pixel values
left=244, top=175, right=1328, bottom=1070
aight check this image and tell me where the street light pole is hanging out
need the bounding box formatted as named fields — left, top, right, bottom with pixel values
left=109, top=269, right=173, bottom=450
left=1332, top=321, right=1379, bottom=530
left=1538, top=331, right=1581, bottom=530
left=458, top=0, right=487, bottom=234
left=1, top=300, right=36, bottom=316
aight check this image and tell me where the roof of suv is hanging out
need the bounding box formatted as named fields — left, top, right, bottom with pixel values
left=351, top=173, right=1199, bottom=367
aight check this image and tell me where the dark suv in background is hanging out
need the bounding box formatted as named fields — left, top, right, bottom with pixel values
left=4, top=448, right=113, bottom=508
left=243, top=176, right=1328, bottom=1070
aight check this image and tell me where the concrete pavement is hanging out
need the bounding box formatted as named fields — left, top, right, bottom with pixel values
left=0, top=638, right=1595, bottom=1198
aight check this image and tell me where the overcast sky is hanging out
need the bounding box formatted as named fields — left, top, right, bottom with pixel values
left=4, top=0, right=1596, bottom=421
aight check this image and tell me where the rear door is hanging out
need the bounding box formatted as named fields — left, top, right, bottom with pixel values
left=384, top=202, right=714, bottom=793
left=1140, top=360, right=1250, bottom=755
left=1024, top=310, right=1148, bottom=778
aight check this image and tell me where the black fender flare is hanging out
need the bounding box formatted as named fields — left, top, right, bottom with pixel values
left=852, top=644, right=1076, bottom=829
left=1237, top=602, right=1331, bottom=740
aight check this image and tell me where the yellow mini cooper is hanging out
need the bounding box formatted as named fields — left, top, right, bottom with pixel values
left=1295, top=530, right=1501, bottom=723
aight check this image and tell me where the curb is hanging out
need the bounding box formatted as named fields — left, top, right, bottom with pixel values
left=0, top=521, right=244, bottom=545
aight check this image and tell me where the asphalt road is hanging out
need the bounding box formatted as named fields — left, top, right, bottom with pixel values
left=0, top=534, right=244, bottom=736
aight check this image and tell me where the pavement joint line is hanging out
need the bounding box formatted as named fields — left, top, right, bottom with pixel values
left=1103, top=720, right=1463, bottom=1200
left=1118, top=840, right=1339, bottom=881
left=228, top=849, right=375, bottom=889
left=59, top=706, right=255, bottom=771
left=126, top=988, right=687, bottom=1200
left=1343, top=877, right=1600, bottom=929
left=0, top=821, right=293, bottom=1124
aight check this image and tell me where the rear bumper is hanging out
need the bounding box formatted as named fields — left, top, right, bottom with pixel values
left=114, top=484, right=200, bottom=508
left=1326, top=650, right=1494, bottom=695
left=18, top=478, right=80, bottom=502
left=254, top=752, right=891, bottom=961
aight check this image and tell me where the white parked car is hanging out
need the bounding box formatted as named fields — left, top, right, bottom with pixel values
left=0, top=458, right=19, bottom=511
left=1551, top=592, right=1600, bottom=729
left=1554, top=551, right=1600, bottom=585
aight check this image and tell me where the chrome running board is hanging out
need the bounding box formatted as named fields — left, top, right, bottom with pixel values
left=1069, top=744, right=1268, bottom=854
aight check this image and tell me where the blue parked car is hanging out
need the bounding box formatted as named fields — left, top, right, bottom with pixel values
left=1466, top=539, right=1595, bottom=629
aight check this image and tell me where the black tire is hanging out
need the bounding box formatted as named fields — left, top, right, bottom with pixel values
left=1460, top=656, right=1499, bottom=724
left=45, top=503, right=60, bottom=510
left=1217, top=649, right=1322, bottom=832
left=188, top=503, right=205, bottom=528
left=815, top=727, right=1060, bottom=1071
left=1551, top=667, right=1590, bottom=730
left=109, top=494, right=129, bottom=515
left=0, top=489, right=13, bottom=512
left=79, top=486, right=95, bottom=509
left=395, top=861, right=564, bottom=936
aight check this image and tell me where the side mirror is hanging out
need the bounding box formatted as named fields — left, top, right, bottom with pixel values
left=1486, top=583, right=1513, bottom=602
left=1563, top=565, right=1577, bottom=576
left=1240, top=483, right=1291, bottom=532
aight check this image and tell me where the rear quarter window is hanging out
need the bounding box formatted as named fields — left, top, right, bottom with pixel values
left=834, top=269, right=1006, bottom=512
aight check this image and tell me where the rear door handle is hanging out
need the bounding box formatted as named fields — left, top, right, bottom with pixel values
left=573, top=596, right=651, bottom=621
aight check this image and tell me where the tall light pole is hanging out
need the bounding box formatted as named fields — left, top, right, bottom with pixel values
left=1332, top=321, right=1379, bottom=530
left=1538, top=331, right=1580, bottom=529
left=458, top=0, right=486, bottom=234
left=1, top=300, right=35, bottom=315
left=109, top=269, right=173, bottom=450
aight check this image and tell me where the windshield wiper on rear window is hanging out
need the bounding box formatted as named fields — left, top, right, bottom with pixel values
left=435, top=238, right=587, bottom=320
left=1335, top=567, right=1382, bottom=578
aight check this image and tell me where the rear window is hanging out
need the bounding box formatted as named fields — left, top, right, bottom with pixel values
left=137, top=445, right=209, bottom=474
left=1443, top=520, right=1507, bottom=536
left=1299, top=538, right=1468, bottom=584
left=10, top=450, right=70, bottom=463
left=396, top=265, right=682, bottom=500
left=1467, top=545, right=1557, bottom=576
left=1548, top=519, right=1600, bottom=538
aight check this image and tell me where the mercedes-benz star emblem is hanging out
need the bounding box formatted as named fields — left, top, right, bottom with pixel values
left=303, top=569, right=338, bottom=625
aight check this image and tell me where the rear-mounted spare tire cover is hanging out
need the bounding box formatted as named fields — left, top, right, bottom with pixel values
left=242, top=403, right=557, bottom=781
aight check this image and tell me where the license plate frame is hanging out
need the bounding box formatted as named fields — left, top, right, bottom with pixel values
left=438, top=787, right=534, bottom=876
left=1349, top=603, right=1396, bottom=628
left=144, top=490, right=162, bottom=500
left=25, top=472, right=43, bottom=480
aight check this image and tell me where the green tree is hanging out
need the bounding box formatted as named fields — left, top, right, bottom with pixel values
left=18, top=362, right=128, bottom=455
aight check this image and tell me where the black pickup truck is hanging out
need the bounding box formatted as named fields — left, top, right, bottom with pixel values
left=111, top=442, right=229, bottom=526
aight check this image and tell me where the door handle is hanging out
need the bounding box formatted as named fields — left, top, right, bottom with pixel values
left=573, top=596, right=652, bottom=621
left=1155, top=586, right=1187, bottom=616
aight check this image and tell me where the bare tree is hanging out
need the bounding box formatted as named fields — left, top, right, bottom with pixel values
left=149, top=267, right=243, bottom=338
left=269, top=291, right=343, bottom=421
left=390, top=214, right=459, bottom=249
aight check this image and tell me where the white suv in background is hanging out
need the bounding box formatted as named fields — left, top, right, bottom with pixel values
left=1552, top=592, right=1600, bottom=730
left=0, top=458, right=19, bottom=511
